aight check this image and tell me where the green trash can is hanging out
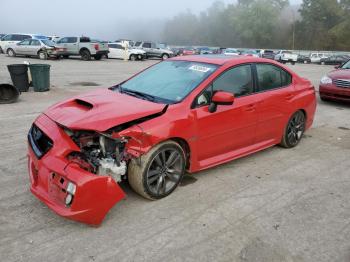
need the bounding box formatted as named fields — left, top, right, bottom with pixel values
left=29, top=64, right=51, bottom=92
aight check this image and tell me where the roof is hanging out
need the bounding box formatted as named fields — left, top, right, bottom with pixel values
left=170, top=55, right=267, bottom=65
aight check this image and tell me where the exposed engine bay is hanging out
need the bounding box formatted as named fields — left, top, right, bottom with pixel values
left=65, top=129, right=130, bottom=182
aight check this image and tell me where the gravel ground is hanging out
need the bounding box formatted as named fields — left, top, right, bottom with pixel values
left=0, top=55, right=349, bottom=262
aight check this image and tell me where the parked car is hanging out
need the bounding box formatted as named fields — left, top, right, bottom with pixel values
left=319, top=59, right=350, bottom=102
left=319, top=55, right=350, bottom=65
left=297, top=54, right=311, bottom=64
left=108, top=42, right=145, bottom=60
left=27, top=55, right=316, bottom=225
left=240, top=49, right=259, bottom=57
left=0, top=33, right=47, bottom=54
left=223, top=48, right=240, bottom=56
left=182, top=47, right=196, bottom=56
left=171, top=47, right=184, bottom=56
left=260, top=50, right=275, bottom=60
left=134, top=41, right=173, bottom=60
left=275, top=50, right=298, bottom=64
left=56, top=36, right=109, bottom=61
left=197, top=47, right=214, bottom=55
left=310, top=53, right=329, bottom=63
left=5, top=39, right=66, bottom=59
left=47, top=36, right=60, bottom=42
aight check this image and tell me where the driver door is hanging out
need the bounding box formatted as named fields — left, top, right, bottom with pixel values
left=192, top=64, right=258, bottom=163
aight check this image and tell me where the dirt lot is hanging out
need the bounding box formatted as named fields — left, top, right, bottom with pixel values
left=0, top=55, right=349, bottom=262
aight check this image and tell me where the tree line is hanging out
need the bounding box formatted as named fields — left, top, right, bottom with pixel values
left=162, top=0, right=350, bottom=51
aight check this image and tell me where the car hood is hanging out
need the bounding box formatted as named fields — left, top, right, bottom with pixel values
left=44, top=88, right=166, bottom=132
left=328, top=69, right=350, bottom=80
left=129, top=49, right=146, bottom=54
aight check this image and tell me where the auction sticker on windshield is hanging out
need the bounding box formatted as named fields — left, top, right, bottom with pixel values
left=189, top=65, right=212, bottom=73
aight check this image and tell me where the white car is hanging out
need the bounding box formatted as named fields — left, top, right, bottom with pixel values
left=310, top=53, right=330, bottom=63
left=223, top=48, right=240, bottom=56
left=274, top=50, right=298, bottom=64
left=0, top=33, right=47, bottom=53
left=108, top=43, right=146, bottom=61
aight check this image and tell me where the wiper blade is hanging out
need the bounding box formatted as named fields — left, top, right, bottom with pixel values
left=121, top=88, right=156, bottom=102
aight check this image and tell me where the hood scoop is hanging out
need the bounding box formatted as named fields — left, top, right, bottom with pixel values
left=74, top=99, right=93, bottom=110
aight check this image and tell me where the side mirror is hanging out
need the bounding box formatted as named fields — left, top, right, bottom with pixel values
left=209, top=91, right=235, bottom=113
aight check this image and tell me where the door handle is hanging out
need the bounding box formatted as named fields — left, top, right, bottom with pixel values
left=244, top=104, right=256, bottom=112
left=285, top=94, right=294, bottom=101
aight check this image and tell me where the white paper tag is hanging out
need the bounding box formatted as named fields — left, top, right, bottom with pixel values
left=189, top=65, right=211, bottom=73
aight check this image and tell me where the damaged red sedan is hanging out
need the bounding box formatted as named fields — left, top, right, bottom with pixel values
left=28, top=55, right=316, bottom=225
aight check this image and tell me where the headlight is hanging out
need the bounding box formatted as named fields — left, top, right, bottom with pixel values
left=320, top=75, right=332, bottom=85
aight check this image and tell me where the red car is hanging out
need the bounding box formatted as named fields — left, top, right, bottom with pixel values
left=319, top=59, right=350, bottom=102
left=28, top=56, right=316, bottom=225
left=182, top=47, right=197, bottom=56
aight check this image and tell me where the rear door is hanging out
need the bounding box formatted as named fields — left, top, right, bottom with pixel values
left=15, top=39, right=31, bottom=54
left=27, top=39, right=41, bottom=56
left=253, top=63, right=295, bottom=144
left=142, top=42, right=153, bottom=57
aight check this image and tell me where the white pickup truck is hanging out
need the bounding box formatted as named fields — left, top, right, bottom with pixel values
left=56, top=36, right=109, bottom=61
left=274, top=50, right=298, bottom=65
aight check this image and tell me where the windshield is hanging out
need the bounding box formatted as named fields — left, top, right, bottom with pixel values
left=120, top=61, right=218, bottom=104
left=41, top=40, right=56, bottom=46
left=341, top=60, right=350, bottom=69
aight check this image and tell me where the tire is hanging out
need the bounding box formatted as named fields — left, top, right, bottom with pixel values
left=80, top=49, right=91, bottom=61
left=129, top=54, right=136, bottom=61
left=38, top=51, right=47, bottom=60
left=0, top=46, right=3, bottom=54
left=7, top=48, right=15, bottom=57
left=94, top=54, right=102, bottom=60
left=321, top=61, right=325, bottom=65
left=280, top=111, right=306, bottom=148
left=128, top=141, right=186, bottom=200
left=291, top=61, right=295, bottom=65
left=162, top=53, right=169, bottom=60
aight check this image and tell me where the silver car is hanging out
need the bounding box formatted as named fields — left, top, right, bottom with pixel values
left=5, top=39, right=67, bottom=59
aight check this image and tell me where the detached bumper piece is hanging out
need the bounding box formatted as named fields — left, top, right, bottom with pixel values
left=28, top=114, right=126, bottom=225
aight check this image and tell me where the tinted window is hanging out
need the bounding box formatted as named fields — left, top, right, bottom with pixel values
left=135, top=41, right=142, bottom=47
left=2, top=35, right=12, bottom=41
left=19, top=35, right=31, bottom=41
left=68, top=37, right=78, bottom=43
left=18, top=39, right=31, bottom=45
left=80, top=37, right=90, bottom=43
left=30, top=40, right=40, bottom=46
left=212, top=65, right=253, bottom=97
left=256, top=64, right=292, bottom=91
left=142, top=42, right=151, bottom=48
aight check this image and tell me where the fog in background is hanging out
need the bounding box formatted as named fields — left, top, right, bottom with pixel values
left=0, top=0, right=302, bottom=41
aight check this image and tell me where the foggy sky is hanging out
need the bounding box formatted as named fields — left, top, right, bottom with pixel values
left=1, top=0, right=302, bottom=41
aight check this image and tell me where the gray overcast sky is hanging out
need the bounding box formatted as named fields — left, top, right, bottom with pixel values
left=1, top=0, right=302, bottom=40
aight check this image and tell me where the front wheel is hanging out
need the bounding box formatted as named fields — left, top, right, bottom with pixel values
left=38, top=51, right=48, bottom=60
left=280, top=111, right=306, bottom=148
left=128, top=141, right=186, bottom=200
left=7, top=48, right=16, bottom=57
left=129, top=54, right=136, bottom=61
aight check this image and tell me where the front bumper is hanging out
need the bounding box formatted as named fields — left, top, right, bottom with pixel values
left=28, top=114, right=125, bottom=225
left=319, top=84, right=350, bottom=102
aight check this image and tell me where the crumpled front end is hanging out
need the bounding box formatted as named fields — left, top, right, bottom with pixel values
left=28, top=114, right=126, bottom=225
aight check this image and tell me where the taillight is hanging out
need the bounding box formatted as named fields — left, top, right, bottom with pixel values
left=94, top=44, right=99, bottom=51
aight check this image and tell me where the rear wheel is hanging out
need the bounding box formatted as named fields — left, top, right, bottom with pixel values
left=80, top=49, right=91, bottom=61
left=280, top=111, right=306, bottom=148
left=128, top=141, right=186, bottom=200
left=291, top=61, right=295, bottom=65
left=162, top=53, right=169, bottom=60
left=7, top=48, right=15, bottom=57
left=321, top=61, right=325, bottom=65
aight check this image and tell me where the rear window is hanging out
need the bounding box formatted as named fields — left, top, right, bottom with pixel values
left=256, top=64, right=292, bottom=91
left=80, top=37, right=91, bottom=43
